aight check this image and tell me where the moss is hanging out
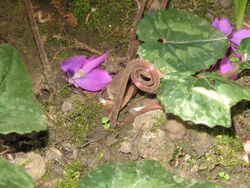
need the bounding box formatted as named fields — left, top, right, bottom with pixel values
left=198, top=133, right=243, bottom=171
left=13, top=0, right=23, bottom=15
left=57, top=50, right=73, bottom=61
left=152, top=113, right=166, bottom=131
left=49, top=100, right=102, bottom=146
left=170, top=145, right=182, bottom=165
left=73, top=0, right=136, bottom=55
left=93, top=151, right=104, bottom=162
left=58, top=85, right=71, bottom=97
left=57, top=160, right=84, bottom=188
left=171, top=0, right=235, bottom=23
left=247, top=126, right=250, bottom=135
left=216, top=134, right=243, bottom=152
left=72, top=0, right=91, bottom=21
left=68, top=102, right=101, bottom=145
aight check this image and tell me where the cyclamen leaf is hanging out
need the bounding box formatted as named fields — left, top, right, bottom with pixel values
left=0, top=44, right=48, bottom=134
left=79, top=160, right=223, bottom=188
left=137, top=10, right=228, bottom=74
left=157, top=72, right=250, bottom=128
left=0, top=158, right=35, bottom=188
left=238, top=38, right=250, bottom=62
left=240, top=61, right=250, bottom=70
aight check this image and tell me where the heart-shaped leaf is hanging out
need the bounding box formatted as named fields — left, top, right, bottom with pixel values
left=137, top=10, right=228, bottom=74
left=79, top=160, right=223, bottom=188
left=157, top=72, right=250, bottom=128
left=240, top=61, right=250, bottom=70
left=239, top=38, right=250, bottom=62
left=0, top=44, right=48, bottom=134
left=0, top=158, right=35, bottom=188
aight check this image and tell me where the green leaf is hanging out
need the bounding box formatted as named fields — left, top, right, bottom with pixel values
left=0, top=158, right=35, bottom=188
left=240, top=61, right=250, bottom=70
left=218, top=171, right=230, bottom=181
left=103, top=123, right=111, bottom=129
left=239, top=38, right=250, bottom=62
left=137, top=10, right=228, bottom=74
left=0, top=44, right=48, bottom=134
left=218, top=172, right=225, bottom=178
left=157, top=72, right=250, bottom=128
left=223, top=174, right=230, bottom=181
left=101, top=116, right=109, bottom=124
left=79, top=160, right=223, bottom=188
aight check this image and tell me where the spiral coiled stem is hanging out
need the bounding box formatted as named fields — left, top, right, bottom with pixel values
left=110, top=59, right=161, bottom=127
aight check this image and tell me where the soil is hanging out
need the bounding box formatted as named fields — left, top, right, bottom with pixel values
left=0, top=0, right=250, bottom=188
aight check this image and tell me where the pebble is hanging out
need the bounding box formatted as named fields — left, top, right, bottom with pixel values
left=104, top=135, right=118, bottom=146
left=12, top=152, right=46, bottom=181
left=45, top=147, right=63, bottom=162
left=164, top=119, right=187, bottom=141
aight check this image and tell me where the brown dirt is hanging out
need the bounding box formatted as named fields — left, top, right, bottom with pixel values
left=0, top=0, right=250, bottom=188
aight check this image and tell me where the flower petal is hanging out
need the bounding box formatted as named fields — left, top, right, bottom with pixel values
left=212, top=17, right=219, bottom=27
left=86, top=55, right=97, bottom=61
left=219, top=56, right=233, bottom=74
left=230, top=29, right=250, bottom=45
left=212, top=17, right=233, bottom=37
left=231, top=45, right=242, bottom=59
left=80, top=55, right=97, bottom=69
left=61, top=55, right=87, bottom=78
left=82, top=52, right=107, bottom=74
left=74, top=69, right=112, bottom=91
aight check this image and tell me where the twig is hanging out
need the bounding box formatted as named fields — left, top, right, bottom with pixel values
left=126, top=0, right=169, bottom=60
left=51, top=0, right=78, bottom=27
left=109, top=59, right=160, bottom=127
left=82, top=138, right=103, bottom=148
left=23, top=0, right=56, bottom=95
left=160, top=0, right=169, bottom=9
left=121, top=103, right=163, bottom=125
left=52, top=35, right=102, bottom=55
left=71, top=40, right=103, bottom=55
left=126, top=0, right=148, bottom=60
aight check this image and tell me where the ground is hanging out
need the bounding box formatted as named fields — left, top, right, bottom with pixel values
left=0, top=0, right=250, bottom=188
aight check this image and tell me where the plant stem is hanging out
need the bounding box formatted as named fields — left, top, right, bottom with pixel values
left=234, top=0, right=248, bottom=30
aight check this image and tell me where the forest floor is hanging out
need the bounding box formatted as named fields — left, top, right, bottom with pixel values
left=1, top=0, right=250, bottom=187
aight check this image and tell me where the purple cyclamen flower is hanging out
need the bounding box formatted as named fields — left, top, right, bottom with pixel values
left=212, top=17, right=250, bottom=75
left=61, top=52, right=112, bottom=92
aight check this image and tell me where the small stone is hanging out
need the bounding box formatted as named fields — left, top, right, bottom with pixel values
left=164, top=119, right=187, bottom=141
left=61, top=94, right=86, bottom=116
left=119, top=141, right=132, bottom=153
left=191, top=164, right=199, bottom=173
left=239, top=184, right=249, bottom=188
left=53, top=162, right=65, bottom=177
left=38, top=179, right=57, bottom=188
left=45, top=147, right=63, bottom=162
left=183, top=154, right=191, bottom=162
left=104, top=150, right=111, bottom=161
left=61, top=100, right=74, bottom=115
left=105, top=135, right=118, bottom=146
left=61, top=142, right=73, bottom=151
left=198, top=164, right=208, bottom=171
left=133, top=109, right=166, bottom=130
left=130, top=152, right=139, bottom=161
left=12, top=152, right=46, bottom=181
